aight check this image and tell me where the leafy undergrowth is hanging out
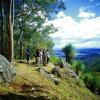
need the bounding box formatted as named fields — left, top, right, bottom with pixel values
left=0, top=61, right=100, bottom=100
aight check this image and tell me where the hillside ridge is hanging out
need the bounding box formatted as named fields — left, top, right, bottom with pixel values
left=0, top=61, right=100, bottom=100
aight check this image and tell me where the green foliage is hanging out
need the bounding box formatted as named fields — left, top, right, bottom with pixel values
left=14, top=0, right=66, bottom=59
left=35, top=0, right=66, bottom=15
left=77, top=61, right=85, bottom=71
left=70, top=60, right=85, bottom=76
left=62, top=45, right=85, bottom=76
left=69, top=60, right=77, bottom=71
left=84, top=56, right=100, bottom=72
left=82, top=72, right=100, bottom=94
left=50, top=56, right=60, bottom=65
left=62, top=44, right=75, bottom=63
left=83, top=73, right=93, bottom=85
left=76, top=61, right=85, bottom=76
left=76, top=79, right=85, bottom=87
left=92, top=73, right=100, bottom=94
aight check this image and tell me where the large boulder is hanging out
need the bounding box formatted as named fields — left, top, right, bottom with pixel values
left=51, top=66, right=62, bottom=78
left=60, top=60, right=78, bottom=78
left=0, top=55, right=16, bottom=84
left=62, top=60, right=71, bottom=69
left=67, top=69, right=78, bottom=78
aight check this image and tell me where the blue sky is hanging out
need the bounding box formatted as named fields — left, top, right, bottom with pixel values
left=49, top=0, right=100, bottom=49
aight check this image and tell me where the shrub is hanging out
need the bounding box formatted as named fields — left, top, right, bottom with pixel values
left=76, top=79, right=85, bottom=87
left=83, top=73, right=93, bottom=85
left=69, top=60, right=78, bottom=71
left=76, top=61, right=85, bottom=76
left=50, top=56, right=59, bottom=65
left=62, top=44, right=75, bottom=63
left=92, top=75, right=100, bottom=94
left=70, top=60, right=85, bottom=76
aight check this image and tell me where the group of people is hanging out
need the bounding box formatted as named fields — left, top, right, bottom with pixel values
left=26, top=45, right=50, bottom=65
left=34, top=49, right=50, bottom=66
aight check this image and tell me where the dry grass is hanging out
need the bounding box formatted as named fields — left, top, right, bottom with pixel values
left=0, top=61, right=100, bottom=100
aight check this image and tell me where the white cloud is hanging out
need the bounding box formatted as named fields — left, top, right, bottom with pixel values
left=78, top=11, right=96, bottom=18
left=57, top=11, right=66, bottom=18
left=78, top=7, right=96, bottom=18
left=75, top=41, right=100, bottom=48
left=49, top=11, right=100, bottom=48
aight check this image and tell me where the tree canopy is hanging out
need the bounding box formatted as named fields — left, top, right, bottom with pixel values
left=62, top=44, right=75, bottom=63
left=0, top=0, right=66, bottom=60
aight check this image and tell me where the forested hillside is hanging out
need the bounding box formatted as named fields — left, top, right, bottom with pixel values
left=0, top=0, right=100, bottom=100
left=0, top=0, right=65, bottom=61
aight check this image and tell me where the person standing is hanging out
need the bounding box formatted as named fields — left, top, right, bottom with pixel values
left=34, top=49, right=37, bottom=64
left=40, top=49, right=43, bottom=64
left=46, top=50, right=50, bottom=64
left=26, top=45, right=30, bottom=64
left=42, top=49, right=47, bottom=66
left=35, top=49, right=40, bottom=65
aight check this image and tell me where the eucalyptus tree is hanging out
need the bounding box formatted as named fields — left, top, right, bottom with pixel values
left=0, top=0, right=65, bottom=61
left=14, top=0, right=66, bottom=59
left=0, top=0, right=14, bottom=62
left=5, top=0, right=14, bottom=62
left=0, top=0, right=4, bottom=55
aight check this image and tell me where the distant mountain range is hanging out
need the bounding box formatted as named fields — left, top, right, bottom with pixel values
left=53, top=48, right=100, bottom=58
left=76, top=48, right=100, bottom=59
left=53, top=48, right=100, bottom=72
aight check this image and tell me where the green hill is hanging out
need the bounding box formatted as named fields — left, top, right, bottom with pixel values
left=84, top=56, right=100, bottom=72
left=0, top=61, right=100, bottom=100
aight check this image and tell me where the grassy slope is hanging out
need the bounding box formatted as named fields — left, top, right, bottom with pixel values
left=0, top=61, right=100, bottom=100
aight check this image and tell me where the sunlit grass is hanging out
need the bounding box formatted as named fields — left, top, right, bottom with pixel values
left=0, top=61, right=100, bottom=100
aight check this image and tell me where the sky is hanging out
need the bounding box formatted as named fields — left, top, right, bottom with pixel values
left=49, top=0, right=100, bottom=49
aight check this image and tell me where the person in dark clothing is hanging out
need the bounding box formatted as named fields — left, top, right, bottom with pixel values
left=26, top=45, right=30, bottom=64
left=46, top=50, right=50, bottom=64
left=35, top=49, right=40, bottom=65
left=42, top=49, right=47, bottom=66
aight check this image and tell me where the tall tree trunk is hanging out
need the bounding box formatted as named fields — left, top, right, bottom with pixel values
left=0, top=1, right=1, bottom=54
left=20, top=32, right=23, bottom=59
left=6, top=0, right=14, bottom=62
left=19, top=1, right=24, bottom=59
left=0, top=0, right=4, bottom=55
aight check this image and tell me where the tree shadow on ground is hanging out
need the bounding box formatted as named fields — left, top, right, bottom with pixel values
left=0, top=93, right=49, bottom=100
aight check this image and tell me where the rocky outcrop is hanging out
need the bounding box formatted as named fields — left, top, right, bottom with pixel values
left=37, top=59, right=79, bottom=86
left=38, top=67, right=60, bottom=85
left=58, top=60, right=78, bottom=79
left=51, top=66, right=62, bottom=78
left=65, top=69, right=78, bottom=78
left=0, top=55, right=16, bottom=84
